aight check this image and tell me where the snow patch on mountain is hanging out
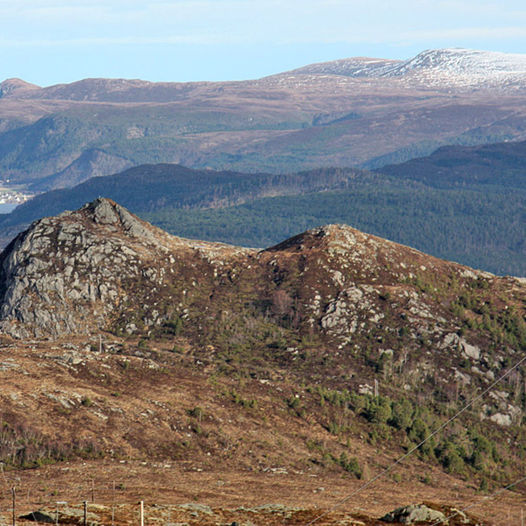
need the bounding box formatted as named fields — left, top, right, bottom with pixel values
left=288, top=48, right=526, bottom=91
left=289, top=57, right=400, bottom=78
left=384, top=48, right=526, bottom=90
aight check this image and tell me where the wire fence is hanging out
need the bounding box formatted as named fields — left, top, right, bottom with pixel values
left=305, top=352, right=526, bottom=526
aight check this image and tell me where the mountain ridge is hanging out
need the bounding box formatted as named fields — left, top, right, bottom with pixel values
left=288, top=48, right=526, bottom=90
left=4, top=48, right=526, bottom=100
left=1, top=48, right=526, bottom=185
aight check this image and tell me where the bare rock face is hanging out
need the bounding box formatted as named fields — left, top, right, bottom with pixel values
left=0, top=199, right=143, bottom=336
left=0, top=198, right=245, bottom=337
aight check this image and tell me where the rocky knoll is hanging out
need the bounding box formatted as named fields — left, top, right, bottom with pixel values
left=0, top=198, right=251, bottom=337
left=0, top=198, right=497, bottom=339
left=0, top=199, right=523, bottom=344
left=0, top=199, right=524, bottom=417
left=0, top=199, right=524, bottom=522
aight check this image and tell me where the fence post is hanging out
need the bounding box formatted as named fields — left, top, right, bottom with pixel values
left=11, top=487, right=15, bottom=526
left=83, top=500, right=87, bottom=526
left=140, top=500, right=144, bottom=526
left=111, top=481, right=115, bottom=526
left=55, top=501, right=67, bottom=526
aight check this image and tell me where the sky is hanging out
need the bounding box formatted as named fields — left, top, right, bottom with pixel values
left=2, top=0, right=526, bottom=86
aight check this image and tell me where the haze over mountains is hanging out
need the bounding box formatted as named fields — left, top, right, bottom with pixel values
left=1, top=48, right=526, bottom=189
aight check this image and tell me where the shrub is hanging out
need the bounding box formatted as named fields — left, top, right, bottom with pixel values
left=337, top=452, right=362, bottom=478
left=390, top=399, right=414, bottom=430
left=81, top=396, right=93, bottom=407
left=366, top=396, right=392, bottom=424
left=188, top=406, right=204, bottom=421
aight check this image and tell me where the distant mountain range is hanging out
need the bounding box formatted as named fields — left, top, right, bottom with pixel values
left=1, top=48, right=526, bottom=189
left=1, top=138, right=524, bottom=276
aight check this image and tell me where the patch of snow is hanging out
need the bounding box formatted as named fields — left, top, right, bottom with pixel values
left=282, top=48, right=526, bottom=91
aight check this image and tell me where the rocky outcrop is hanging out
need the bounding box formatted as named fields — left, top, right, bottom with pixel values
left=0, top=200, right=523, bottom=397
left=381, top=504, right=446, bottom=524
left=0, top=198, right=523, bottom=436
left=0, top=198, right=247, bottom=337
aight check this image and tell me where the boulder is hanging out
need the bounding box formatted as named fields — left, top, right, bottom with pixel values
left=381, top=503, right=446, bottom=524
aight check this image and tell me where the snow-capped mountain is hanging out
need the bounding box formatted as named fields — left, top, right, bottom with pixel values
left=288, top=57, right=400, bottom=77
left=290, top=48, right=526, bottom=91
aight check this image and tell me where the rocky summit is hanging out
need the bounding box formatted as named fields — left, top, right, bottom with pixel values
left=0, top=198, right=524, bottom=406
left=0, top=198, right=251, bottom=338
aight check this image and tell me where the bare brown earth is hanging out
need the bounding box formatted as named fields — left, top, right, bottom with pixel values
left=0, top=464, right=518, bottom=525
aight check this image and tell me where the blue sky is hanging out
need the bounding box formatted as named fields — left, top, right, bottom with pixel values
left=2, top=0, right=526, bottom=86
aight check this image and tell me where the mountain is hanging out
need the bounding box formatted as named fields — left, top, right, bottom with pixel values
left=0, top=76, right=206, bottom=103
left=0, top=198, right=524, bottom=523
left=292, top=48, right=526, bottom=90
left=0, top=78, right=40, bottom=97
left=1, top=48, right=526, bottom=187
left=381, top=48, right=526, bottom=89
left=377, top=139, right=526, bottom=188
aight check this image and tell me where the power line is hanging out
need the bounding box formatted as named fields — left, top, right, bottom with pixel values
left=304, top=352, right=526, bottom=526
left=431, top=474, right=526, bottom=525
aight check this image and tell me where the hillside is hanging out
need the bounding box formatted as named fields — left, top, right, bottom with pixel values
left=1, top=48, right=526, bottom=188
left=377, top=139, right=526, bottom=188
left=0, top=198, right=524, bottom=524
